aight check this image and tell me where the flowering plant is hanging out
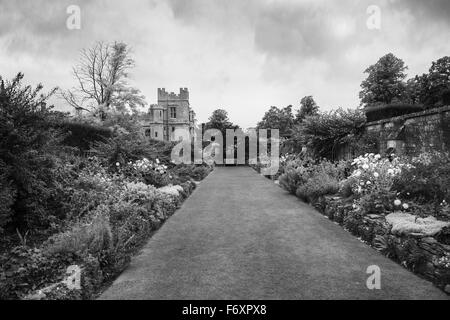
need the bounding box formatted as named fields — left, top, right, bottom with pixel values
left=130, top=158, right=168, bottom=175
left=349, top=153, right=412, bottom=195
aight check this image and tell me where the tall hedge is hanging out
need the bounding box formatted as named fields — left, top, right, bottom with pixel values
left=53, top=121, right=113, bottom=152
left=364, top=103, right=424, bottom=122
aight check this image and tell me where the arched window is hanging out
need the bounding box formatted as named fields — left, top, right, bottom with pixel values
left=145, top=129, right=151, bottom=137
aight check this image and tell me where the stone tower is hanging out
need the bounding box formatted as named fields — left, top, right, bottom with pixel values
left=140, top=88, right=196, bottom=142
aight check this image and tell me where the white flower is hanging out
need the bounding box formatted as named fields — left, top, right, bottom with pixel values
left=402, top=203, right=409, bottom=210
left=373, top=172, right=379, bottom=178
left=362, top=164, right=369, bottom=170
left=156, top=159, right=160, bottom=164
left=394, top=199, right=402, bottom=206
left=387, top=169, right=394, bottom=175
left=366, top=181, right=372, bottom=185
left=375, top=154, right=381, bottom=160
left=116, top=162, right=120, bottom=167
left=354, top=170, right=362, bottom=177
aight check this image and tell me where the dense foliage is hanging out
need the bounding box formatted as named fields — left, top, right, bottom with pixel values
left=0, top=73, right=63, bottom=231
left=360, top=53, right=408, bottom=107
left=277, top=152, right=450, bottom=223
left=364, top=103, right=424, bottom=122
left=54, top=121, right=113, bottom=152
left=279, top=157, right=349, bottom=203
left=361, top=54, right=450, bottom=113
left=0, top=74, right=212, bottom=300
left=393, top=152, right=450, bottom=219
left=257, top=105, right=294, bottom=137
left=298, top=108, right=367, bottom=159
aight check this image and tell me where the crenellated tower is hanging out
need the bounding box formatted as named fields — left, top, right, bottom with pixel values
left=140, top=88, right=196, bottom=142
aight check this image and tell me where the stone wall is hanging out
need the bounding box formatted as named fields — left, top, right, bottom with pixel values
left=366, top=105, right=450, bottom=156
left=314, top=196, right=450, bottom=294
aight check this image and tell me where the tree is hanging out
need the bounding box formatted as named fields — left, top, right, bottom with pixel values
left=203, top=109, right=240, bottom=163
left=257, top=105, right=294, bottom=136
left=295, top=96, right=319, bottom=123
left=405, top=74, right=429, bottom=105
left=359, top=53, right=408, bottom=107
left=61, top=41, right=146, bottom=119
left=425, top=56, right=450, bottom=107
left=204, top=109, right=239, bottom=133
left=403, top=56, right=450, bottom=108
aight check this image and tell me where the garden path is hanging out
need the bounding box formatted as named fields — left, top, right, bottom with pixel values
left=100, top=167, right=448, bottom=300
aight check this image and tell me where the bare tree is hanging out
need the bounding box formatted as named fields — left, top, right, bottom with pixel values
left=61, top=41, right=146, bottom=119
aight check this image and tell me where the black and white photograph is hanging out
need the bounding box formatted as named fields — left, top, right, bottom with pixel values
left=0, top=0, right=450, bottom=307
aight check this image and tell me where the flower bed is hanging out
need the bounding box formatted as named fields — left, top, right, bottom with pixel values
left=315, top=196, right=450, bottom=293
left=0, top=157, right=211, bottom=300
left=275, top=152, right=450, bottom=294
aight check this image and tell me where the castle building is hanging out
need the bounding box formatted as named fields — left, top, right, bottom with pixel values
left=140, top=88, right=197, bottom=142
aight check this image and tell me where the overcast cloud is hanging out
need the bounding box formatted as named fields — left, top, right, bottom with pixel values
left=1, top=0, right=449, bottom=128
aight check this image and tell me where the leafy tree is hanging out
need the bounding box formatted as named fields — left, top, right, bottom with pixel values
left=0, top=73, right=63, bottom=230
left=203, top=109, right=240, bottom=163
left=61, top=41, right=146, bottom=119
left=204, top=109, right=239, bottom=133
left=257, top=105, right=294, bottom=136
left=425, top=56, right=450, bottom=107
left=295, top=96, right=319, bottom=124
left=403, top=56, right=450, bottom=108
left=405, top=74, right=429, bottom=105
left=360, top=53, right=408, bottom=107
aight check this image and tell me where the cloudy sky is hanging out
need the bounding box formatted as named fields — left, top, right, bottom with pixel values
left=1, top=0, right=450, bottom=128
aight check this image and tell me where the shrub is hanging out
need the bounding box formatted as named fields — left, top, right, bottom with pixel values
left=45, top=213, right=113, bottom=257
left=279, top=160, right=311, bottom=194
left=61, top=161, right=123, bottom=221
left=347, top=153, right=411, bottom=196
left=0, top=164, right=16, bottom=231
left=0, top=246, right=71, bottom=299
left=364, top=103, right=424, bottom=122
left=170, top=164, right=211, bottom=182
left=442, top=89, right=450, bottom=106
left=279, top=157, right=347, bottom=202
left=54, top=121, right=112, bottom=153
left=393, top=152, right=450, bottom=216
left=0, top=73, right=68, bottom=230
left=90, top=133, right=175, bottom=169
left=295, top=172, right=340, bottom=203
left=299, top=108, right=367, bottom=159
left=353, top=189, right=398, bottom=215
left=339, top=177, right=357, bottom=198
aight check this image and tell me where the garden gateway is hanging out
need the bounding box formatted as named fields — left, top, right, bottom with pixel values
left=171, top=128, right=280, bottom=175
